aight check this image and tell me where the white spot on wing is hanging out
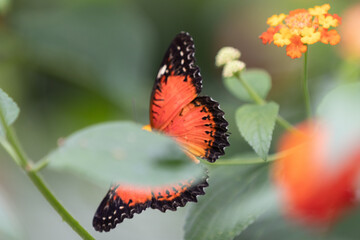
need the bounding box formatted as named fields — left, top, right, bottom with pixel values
left=157, top=65, right=167, bottom=79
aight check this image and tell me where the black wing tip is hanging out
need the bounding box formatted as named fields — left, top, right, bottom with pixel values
left=195, top=96, right=230, bottom=163
left=175, top=31, right=192, bottom=40
left=167, top=31, right=203, bottom=93
left=92, top=187, right=150, bottom=232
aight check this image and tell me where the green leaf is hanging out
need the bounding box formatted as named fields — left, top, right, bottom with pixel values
left=317, top=82, right=360, bottom=162
left=224, top=69, right=271, bottom=102
left=0, top=88, right=20, bottom=137
left=236, top=102, right=279, bottom=160
left=184, top=164, right=274, bottom=240
left=0, top=189, right=23, bottom=240
left=46, top=121, right=203, bottom=188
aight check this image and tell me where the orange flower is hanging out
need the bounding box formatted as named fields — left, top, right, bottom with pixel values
left=331, top=14, right=342, bottom=24
left=320, top=28, right=341, bottom=45
left=286, top=35, right=307, bottom=59
left=273, top=121, right=360, bottom=226
left=259, top=26, right=281, bottom=44
left=259, top=4, right=341, bottom=58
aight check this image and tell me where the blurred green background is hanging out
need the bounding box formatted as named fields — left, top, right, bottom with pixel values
left=1, top=0, right=359, bottom=239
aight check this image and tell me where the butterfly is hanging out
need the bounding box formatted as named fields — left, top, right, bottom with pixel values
left=93, top=32, right=229, bottom=232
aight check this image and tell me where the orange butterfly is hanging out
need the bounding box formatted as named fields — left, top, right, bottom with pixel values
left=93, top=32, right=229, bottom=232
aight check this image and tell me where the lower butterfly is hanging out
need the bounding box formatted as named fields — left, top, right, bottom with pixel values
left=93, top=32, right=229, bottom=232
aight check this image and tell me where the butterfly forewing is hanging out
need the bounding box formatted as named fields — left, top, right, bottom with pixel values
left=150, top=32, right=202, bottom=130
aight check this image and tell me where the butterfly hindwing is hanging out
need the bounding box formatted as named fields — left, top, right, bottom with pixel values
left=163, top=96, right=229, bottom=162
left=150, top=32, right=202, bottom=131
left=93, top=177, right=208, bottom=232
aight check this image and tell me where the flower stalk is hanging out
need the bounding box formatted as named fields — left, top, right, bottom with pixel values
left=302, top=49, right=312, bottom=118
left=235, top=72, right=266, bottom=105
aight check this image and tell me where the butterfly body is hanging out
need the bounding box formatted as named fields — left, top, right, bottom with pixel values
left=93, top=32, right=229, bottom=232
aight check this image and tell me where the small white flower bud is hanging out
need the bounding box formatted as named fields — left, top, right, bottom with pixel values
left=222, top=60, right=246, bottom=78
left=215, top=47, right=241, bottom=67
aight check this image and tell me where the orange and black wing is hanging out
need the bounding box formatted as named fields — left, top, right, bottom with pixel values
left=93, top=177, right=208, bottom=232
left=163, top=96, right=229, bottom=162
left=150, top=32, right=202, bottom=131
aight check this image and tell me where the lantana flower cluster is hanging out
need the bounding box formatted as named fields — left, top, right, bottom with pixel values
left=259, top=4, right=341, bottom=59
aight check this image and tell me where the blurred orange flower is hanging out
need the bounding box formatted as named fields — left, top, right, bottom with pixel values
left=259, top=4, right=341, bottom=59
left=273, top=121, right=360, bottom=226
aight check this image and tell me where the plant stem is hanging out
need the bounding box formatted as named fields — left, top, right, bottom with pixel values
left=302, top=48, right=311, bottom=118
left=32, top=157, right=50, bottom=172
left=276, top=115, right=294, bottom=132
left=207, top=145, right=300, bottom=166
left=236, top=72, right=266, bottom=105
left=235, top=72, right=295, bottom=131
left=0, top=110, right=95, bottom=240
left=208, top=152, right=282, bottom=165
left=26, top=169, right=95, bottom=240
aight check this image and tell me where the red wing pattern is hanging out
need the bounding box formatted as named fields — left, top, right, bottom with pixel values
left=93, top=32, right=229, bottom=232
left=93, top=177, right=208, bottom=232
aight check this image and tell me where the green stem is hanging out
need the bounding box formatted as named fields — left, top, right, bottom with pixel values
left=235, top=72, right=295, bottom=131
left=205, top=142, right=305, bottom=166
left=276, top=115, right=295, bottom=132
left=32, top=157, right=50, bottom=172
left=236, top=72, right=266, bottom=105
left=0, top=110, right=95, bottom=240
left=302, top=48, right=311, bottom=118
left=208, top=152, right=281, bottom=166
left=26, top=169, right=95, bottom=240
